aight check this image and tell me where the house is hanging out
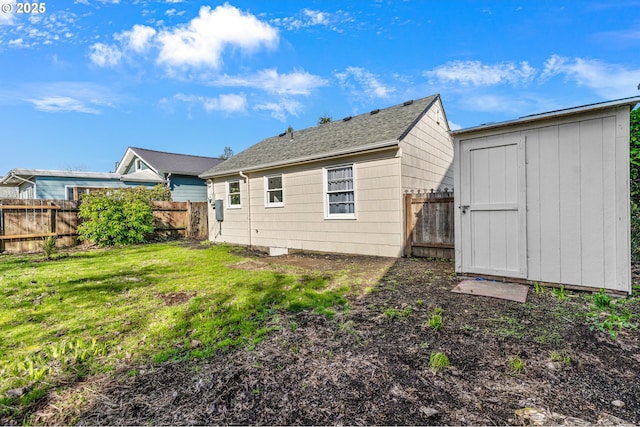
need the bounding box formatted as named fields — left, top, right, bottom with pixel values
left=451, top=96, right=640, bottom=294
left=0, top=147, right=225, bottom=202
left=0, top=185, right=18, bottom=198
left=0, top=169, right=129, bottom=200
left=200, top=94, right=454, bottom=257
left=116, top=147, right=224, bottom=202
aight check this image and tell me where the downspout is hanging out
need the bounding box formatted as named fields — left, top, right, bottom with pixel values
left=238, top=170, right=252, bottom=248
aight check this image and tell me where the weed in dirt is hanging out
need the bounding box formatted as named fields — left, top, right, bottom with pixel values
left=425, top=307, right=444, bottom=332
left=508, top=355, right=524, bottom=375
left=489, top=315, right=525, bottom=339
left=533, top=281, right=544, bottom=294
left=383, top=307, right=412, bottom=320
left=585, top=288, right=639, bottom=340
left=550, top=350, right=571, bottom=365
left=429, top=352, right=450, bottom=373
left=552, top=285, right=567, bottom=300
left=415, top=299, right=424, bottom=306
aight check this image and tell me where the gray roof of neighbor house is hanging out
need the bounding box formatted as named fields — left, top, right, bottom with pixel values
left=124, top=147, right=224, bottom=176
left=201, top=94, right=440, bottom=178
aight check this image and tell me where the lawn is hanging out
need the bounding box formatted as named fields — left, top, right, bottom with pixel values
left=1, top=242, right=639, bottom=425
left=0, top=242, right=354, bottom=423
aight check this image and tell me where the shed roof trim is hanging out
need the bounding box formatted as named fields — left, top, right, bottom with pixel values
left=451, top=96, right=640, bottom=136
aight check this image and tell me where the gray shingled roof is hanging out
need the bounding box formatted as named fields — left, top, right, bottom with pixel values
left=201, top=95, right=439, bottom=177
left=130, top=147, right=224, bottom=176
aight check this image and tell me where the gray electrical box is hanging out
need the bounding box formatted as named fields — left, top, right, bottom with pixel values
left=214, top=199, right=224, bottom=221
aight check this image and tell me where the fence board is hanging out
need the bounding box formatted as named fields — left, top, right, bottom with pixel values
left=404, top=190, right=454, bottom=259
left=0, top=199, right=208, bottom=254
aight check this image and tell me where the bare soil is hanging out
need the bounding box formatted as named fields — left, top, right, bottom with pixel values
left=42, top=251, right=640, bottom=425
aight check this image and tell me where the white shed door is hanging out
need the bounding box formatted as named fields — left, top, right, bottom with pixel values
left=460, top=136, right=527, bottom=278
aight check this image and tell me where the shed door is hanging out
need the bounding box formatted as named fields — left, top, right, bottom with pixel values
left=460, top=136, right=527, bottom=278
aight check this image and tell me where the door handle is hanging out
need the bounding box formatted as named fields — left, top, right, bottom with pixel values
left=460, top=205, right=470, bottom=214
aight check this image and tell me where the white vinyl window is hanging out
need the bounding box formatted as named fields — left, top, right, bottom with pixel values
left=227, top=180, right=241, bottom=208
left=265, top=175, right=284, bottom=207
left=324, top=164, right=356, bottom=219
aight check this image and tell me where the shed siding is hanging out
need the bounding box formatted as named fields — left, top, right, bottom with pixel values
left=456, top=105, right=631, bottom=293
left=400, top=97, right=454, bottom=191
left=168, top=175, right=207, bottom=202
left=208, top=150, right=403, bottom=257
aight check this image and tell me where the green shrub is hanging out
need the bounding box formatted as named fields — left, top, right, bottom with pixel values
left=77, top=186, right=168, bottom=246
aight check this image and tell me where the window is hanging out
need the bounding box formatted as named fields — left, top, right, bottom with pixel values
left=227, top=180, right=241, bottom=208
left=265, top=175, right=283, bottom=207
left=324, top=165, right=355, bottom=219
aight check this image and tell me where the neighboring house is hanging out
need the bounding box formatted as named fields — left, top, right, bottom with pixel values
left=116, top=147, right=224, bottom=202
left=200, top=95, right=454, bottom=257
left=0, top=169, right=129, bottom=200
left=0, top=185, right=18, bottom=198
left=451, top=96, right=640, bottom=294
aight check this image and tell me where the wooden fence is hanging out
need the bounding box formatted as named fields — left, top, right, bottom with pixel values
left=0, top=199, right=209, bottom=254
left=404, top=189, right=454, bottom=259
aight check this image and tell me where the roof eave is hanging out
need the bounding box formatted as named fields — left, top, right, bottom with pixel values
left=200, top=139, right=400, bottom=178
left=451, top=96, right=640, bottom=137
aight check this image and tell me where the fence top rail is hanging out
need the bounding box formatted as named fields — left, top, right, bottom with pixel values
left=0, top=205, right=60, bottom=210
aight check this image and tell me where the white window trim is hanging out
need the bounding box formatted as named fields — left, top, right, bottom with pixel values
left=264, top=174, right=284, bottom=208
left=323, top=163, right=356, bottom=220
left=226, top=180, right=241, bottom=209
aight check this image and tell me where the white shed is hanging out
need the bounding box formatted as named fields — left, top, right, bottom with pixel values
left=451, top=97, right=640, bottom=294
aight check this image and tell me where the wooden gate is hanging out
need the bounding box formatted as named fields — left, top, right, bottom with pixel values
left=404, top=189, right=454, bottom=259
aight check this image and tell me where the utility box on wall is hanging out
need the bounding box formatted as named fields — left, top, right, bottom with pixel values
left=214, top=199, right=224, bottom=221
left=451, top=96, right=640, bottom=294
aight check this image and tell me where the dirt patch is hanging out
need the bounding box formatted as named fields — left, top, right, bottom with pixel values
left=156, top=292, right=196, bottom=306
left=44, top=255, right=640, bottom=425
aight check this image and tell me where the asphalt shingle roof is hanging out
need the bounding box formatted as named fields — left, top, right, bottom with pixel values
left=130, top=147, right=224, bottom=176
left=201, top=95, right=438, bottom=177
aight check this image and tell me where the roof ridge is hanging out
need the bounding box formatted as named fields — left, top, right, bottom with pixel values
left=129, top=146, right=219, bottom=160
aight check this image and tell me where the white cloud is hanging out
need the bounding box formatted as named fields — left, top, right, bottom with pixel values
left=115, top=24, right=156, bottom=53
left=541, top=54, right=640, bottom=99
left=424, top=60, right=537, bottom=87
left=335, top=66, right=395, bottom=99
left=155, top=4, right=278, bottom=71
left=271, top=8, right=351, bottom=32
left=212, top=69, right=328, bottom=95
left=254, top=98, right=303, bottom=121
left=89, top=42, right=122, bottom=67
left=172, top=93, right=247, bottom=113
left=27, top=96, right=101, bottom=114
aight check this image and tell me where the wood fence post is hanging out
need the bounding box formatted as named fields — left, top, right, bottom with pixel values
left=404, top=193, right=413, bottom=257
left=186, top=201, right=193, bottom=238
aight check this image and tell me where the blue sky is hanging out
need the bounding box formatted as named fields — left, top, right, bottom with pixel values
left=1, top=0, right=640, bottom=174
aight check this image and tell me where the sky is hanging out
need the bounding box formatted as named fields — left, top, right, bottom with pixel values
left=1, top=0, right=640, bottom=174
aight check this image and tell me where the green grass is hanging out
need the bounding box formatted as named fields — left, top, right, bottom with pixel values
left=428, top=352, right=450, bottom=373
left=0, top=242, right=350, bottom=421
left=507, top=355, right=524, bottom=375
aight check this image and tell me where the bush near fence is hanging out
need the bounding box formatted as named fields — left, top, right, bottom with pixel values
left=0, top=199, right=208, bottom=254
